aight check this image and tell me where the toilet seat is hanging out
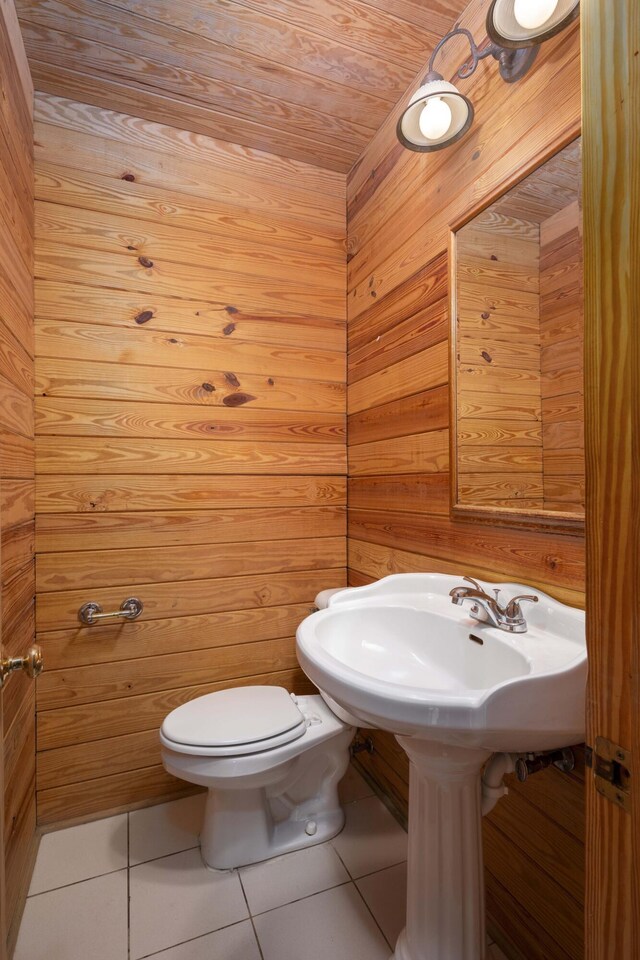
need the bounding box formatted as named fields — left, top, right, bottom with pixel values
left=160, top=686, right=308, bottom=757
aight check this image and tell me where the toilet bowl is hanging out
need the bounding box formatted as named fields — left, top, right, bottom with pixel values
left=160, top=685, right=355, bottom=870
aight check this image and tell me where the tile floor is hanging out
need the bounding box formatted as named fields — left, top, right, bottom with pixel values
left=15, top=766, right=508, bottom=960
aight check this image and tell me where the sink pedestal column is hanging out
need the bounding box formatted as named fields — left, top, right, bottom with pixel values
left=393, top=738, right=491, bottom=960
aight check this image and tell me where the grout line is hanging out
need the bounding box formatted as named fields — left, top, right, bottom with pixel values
left=26, top=865, right=128, bottom=899
left=134, top=918, right=256, bottom=960
left=247, top=878, right=354, bottom=920
left=347, top=857, right=407, bottom=883
left=129, top=844, right=201, bottom=870
left=351, top=877, right=394, bottom=950
left=329, top=843, right=356, bottom=881
left=328, top=842, right=408, bottom=944
left=237, top=869, right=265, bottom=960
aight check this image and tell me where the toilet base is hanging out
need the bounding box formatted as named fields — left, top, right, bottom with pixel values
left=199, top=721, right=353, bottom=869
left=201, top=783, right=346, bottom=870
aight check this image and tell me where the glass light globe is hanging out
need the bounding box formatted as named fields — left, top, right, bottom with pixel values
left=513, top=0, right=559, bottom=30
left=418, top=97, right=452, bottom=141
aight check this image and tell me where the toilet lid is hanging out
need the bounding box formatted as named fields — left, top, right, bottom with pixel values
left=161, top=686, right=306, bottom=749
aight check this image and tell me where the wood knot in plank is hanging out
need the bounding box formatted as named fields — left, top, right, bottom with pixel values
left=134, top=310, right=154, bottom=325
left=481, top=351, right=493, bottom=364
left=223, top=393, right=256, bottom=407
left=201, top=382, right=215, bottom=392
left=481, top=312, right=490, bottom=320
left=138, top=256, right=154, bottom=269
left=121, top=173, right=136, bottom=182
left=224, top=372, right=241, bottom=387
left=225, top=305, right=238, bottom=314
left=223, top=322, right=236, bottom=336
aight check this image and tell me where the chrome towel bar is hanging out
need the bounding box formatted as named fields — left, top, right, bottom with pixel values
left=78, top=597, right=144, bottom=625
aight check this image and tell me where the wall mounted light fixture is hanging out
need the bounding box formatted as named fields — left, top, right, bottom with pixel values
left=487, top=0, right=580, bottom=48
left=397, top=0, right=579, bottom=152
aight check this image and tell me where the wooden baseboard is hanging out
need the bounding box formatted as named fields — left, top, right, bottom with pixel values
left=36, top=784, right=203, bottom=835
left=352, top=755, right=408, bottom=831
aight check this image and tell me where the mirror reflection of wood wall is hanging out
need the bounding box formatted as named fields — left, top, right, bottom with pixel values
left=455, top=139, right=583, bottom=518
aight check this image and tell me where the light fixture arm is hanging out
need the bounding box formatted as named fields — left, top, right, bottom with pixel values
left=424, top=24, right=537, bottom=87
left=427, top=26, right=501, bottom=82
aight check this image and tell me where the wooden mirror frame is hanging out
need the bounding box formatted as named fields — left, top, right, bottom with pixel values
left=448, top=135, right=584, bottom=535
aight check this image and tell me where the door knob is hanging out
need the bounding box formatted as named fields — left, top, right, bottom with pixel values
left=0, top=645, right=44, bottom=688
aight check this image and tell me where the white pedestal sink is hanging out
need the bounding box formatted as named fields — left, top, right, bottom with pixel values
left=296, top=574, right=586, bottom=960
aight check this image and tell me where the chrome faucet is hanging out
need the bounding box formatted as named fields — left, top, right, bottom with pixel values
left=449, top=577, right=538, bottom=634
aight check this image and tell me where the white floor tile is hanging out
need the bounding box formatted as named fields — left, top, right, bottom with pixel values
left=129, top=847, right=248, bottom=959
left=331, top=796, right=407, bottom=879
left=129, top=794, right=206, bottom=866
left=356, top=862, right=407, bottom=948
left=15, top=870, right=127, bottom=960
left=145, top=920, right=261, bottom=960
left=338, top=764, right=374, bottom=804
left=29, top=814, right=127, bottom=895
left=253, top=883, right=391, bottom=960
left=240, top=842, right=349, bottom=915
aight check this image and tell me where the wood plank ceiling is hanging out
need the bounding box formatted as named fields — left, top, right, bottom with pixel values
left=16, top=0, right=468, bottom=172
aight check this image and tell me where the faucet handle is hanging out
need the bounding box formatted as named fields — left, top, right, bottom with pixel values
left=463, top=576, right=483, bottom=591
left=505, top=595, right=539, bottom=619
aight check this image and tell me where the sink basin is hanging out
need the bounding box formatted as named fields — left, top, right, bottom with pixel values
left=296, top=573, right=586, bottom=752
left=316, top=605, right=530, bottom=687
left=296, top=573, right=586, bottom=960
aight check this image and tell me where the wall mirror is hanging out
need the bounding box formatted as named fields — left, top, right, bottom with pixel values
left=450, top=138, right=583, bottom=530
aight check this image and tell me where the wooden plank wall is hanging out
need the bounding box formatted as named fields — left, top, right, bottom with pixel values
left=540, top=201, right=584, bottom=512
left=33, top=92, right=347, bottom=825
left=456, top=212, right=544, bottom=509
left=0, top=0, right=36, bottom=951
left=346, top=2, right=585, bottom=958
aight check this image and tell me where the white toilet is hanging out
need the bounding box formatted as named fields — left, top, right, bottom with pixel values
left=160, top=684, right=355, bottom=870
